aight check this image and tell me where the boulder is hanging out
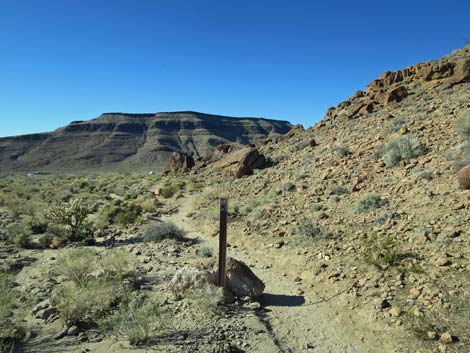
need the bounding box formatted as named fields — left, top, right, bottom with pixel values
left=457, top=165, right=470, bottom=190
left=213, top=147, right=267, bottom=178
left=225, top=257, right=265, bottom=298
left=164, top=152, right=195, bottom=174
left=168, top=267, right=214, bottom=300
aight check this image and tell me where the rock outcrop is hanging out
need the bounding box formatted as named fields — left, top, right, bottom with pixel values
left=213, top=147, right=268, bottom=178
left=164, top=152, right=195, bottom=174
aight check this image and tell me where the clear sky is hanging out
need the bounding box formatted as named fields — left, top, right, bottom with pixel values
left=0, top=0, right=469, bottom=137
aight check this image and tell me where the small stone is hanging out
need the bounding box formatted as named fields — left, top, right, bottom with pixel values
left=67, top=325, right=80, bottom=336
left=409, top=288, right=421, bottom=299
left=427, top=331, right=437, bottom=340
left=35, top=307, right=58, bottom=321
left=439, top=332, right=453, bottom=344
left=436, top=257, right=451, bottom=267
left=389, top=307, right=401, bottom=317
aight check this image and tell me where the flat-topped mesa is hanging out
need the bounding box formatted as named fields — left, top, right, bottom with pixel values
left=0, top=111, right=292, bottom=172
left=324, top=46, right=470, bottom=123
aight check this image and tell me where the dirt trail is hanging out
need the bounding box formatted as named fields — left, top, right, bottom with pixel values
left=163, top=193, right=396, bottom=353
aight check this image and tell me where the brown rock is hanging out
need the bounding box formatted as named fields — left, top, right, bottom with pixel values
left=384, top=86, right=408, bottom=105
left=213, top=147, right=267, bottom=178
left=457, top=165, right=470, bottom=190
left=225, top=257, right=265, bottom=297
left=447, top=58, right=470, bottom=86
left=439, top=332, right=453, bottom=344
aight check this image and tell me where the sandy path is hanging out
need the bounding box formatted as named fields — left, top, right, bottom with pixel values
left=162, top=192, right=393, bottom=353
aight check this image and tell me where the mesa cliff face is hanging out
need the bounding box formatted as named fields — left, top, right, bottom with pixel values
left=0, top=111, right=292, bottom=171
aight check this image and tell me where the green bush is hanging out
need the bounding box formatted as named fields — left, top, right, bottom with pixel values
left=378, top=135, right=426, bottom=167
left=159, top=184, right=181, bottom=199
left=454, top=111, right=470, bottom=142
left=363, top=232, right=397, bottom=269
left=356, top=193, right=385, bottom=213
left=143, top=222, right=185, bottom=242
left=292, top=218, right=331, bottom=239
left=98, top=200, right=142, bottom=227
left=37, top=233, right=53, bottom=249
left=6, top=223, right=33, bottom=249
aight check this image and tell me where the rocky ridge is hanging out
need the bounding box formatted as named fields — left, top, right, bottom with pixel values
left=190, top=47, right=470, bottom=352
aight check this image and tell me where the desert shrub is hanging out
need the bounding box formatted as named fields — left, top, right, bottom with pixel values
left=186, top=284, right=223, bottom=317
left=295, top=171, right=309, bottom=179
left=143, top=222, right=185, bottom=242
left=283, top=182, right=296, bottom=192
left=417, top=170, right=433, bottom=180
left=104, top=294, right=165, bottom=345
left=0, top=271, right=26, bottom=352
left=6, top=223, right=33, bottom=249
left=311, top=203, right=323, bottom=211
left=292, top=218, right=331, bottom=239
left=99, top=249, right=134, bottom=280
left=356, top=193, right=386, bottom=213
left=159, top=181, right=185, bottom=199
left=45, top=199, right=93, bottom=242
left=55, top=248, right=97, bottom=286
left=454, top=111, right=470, bottom=142
left=197, top=247, right=213, bottom=258
left=98, top=200, right=142, bottom=226
left=336, top=146, right=351, bottom=157
left=363, top=232, right=397, bottom=269
left=37, top=233, right=53, bottom=249
left=51, top=279, right=126, bottom=326
left=329, top=185, right=349, bottom=195
left=377, top=135, right=426, bottom=167
left=29, top=218, right=48, bottom=234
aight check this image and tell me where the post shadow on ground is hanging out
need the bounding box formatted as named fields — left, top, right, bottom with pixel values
left=261, top=293, right=305, bottom=307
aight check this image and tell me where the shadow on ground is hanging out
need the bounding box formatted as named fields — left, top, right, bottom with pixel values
left=261, top=293, right=305, bottom=307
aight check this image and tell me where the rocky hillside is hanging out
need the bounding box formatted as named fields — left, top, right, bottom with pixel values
left=190, top=47, right=470, bottom=351
left=0, top=111, right=292, bottom=172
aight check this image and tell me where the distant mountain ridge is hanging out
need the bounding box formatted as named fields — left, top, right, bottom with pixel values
left=0, top=111, right=293, bottom=172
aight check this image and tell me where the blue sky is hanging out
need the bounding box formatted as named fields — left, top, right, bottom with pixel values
left=0, top=0, right=469, bottom=137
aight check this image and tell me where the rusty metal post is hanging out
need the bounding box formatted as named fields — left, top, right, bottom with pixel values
left=218, top=198, right=228, bottom=288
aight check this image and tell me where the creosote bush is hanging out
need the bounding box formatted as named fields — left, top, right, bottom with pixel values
left=143, top=222, right=185, bottom=242
left=377, top=135, right=426, bottom=167
left=97, top=200, right=142, bottom=227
